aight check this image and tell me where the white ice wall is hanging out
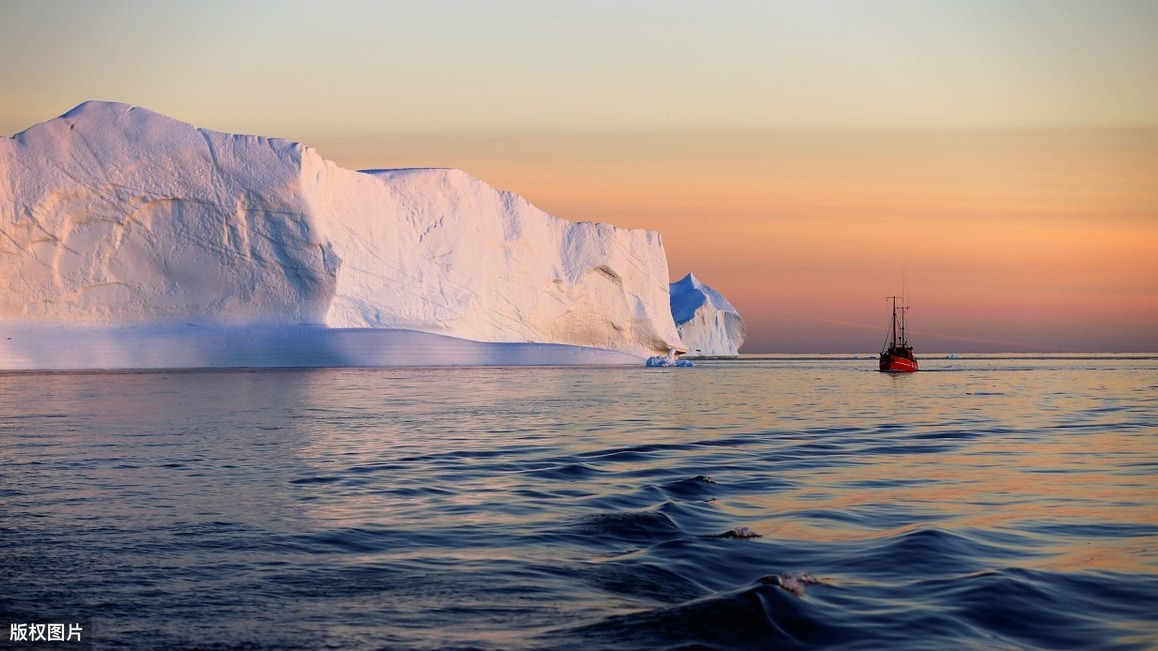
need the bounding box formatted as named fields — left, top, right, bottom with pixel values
left=0, top=101, right=683, bottom=359
left=0, top=101, right=335, bottom=326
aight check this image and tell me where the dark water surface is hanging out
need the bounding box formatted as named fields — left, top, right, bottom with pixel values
left=2, top=355, right=1156, bottom=649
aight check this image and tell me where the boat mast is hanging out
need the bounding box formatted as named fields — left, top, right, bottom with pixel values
left=887, top=295, right=901, bottom=349
left=893, top=298, right=903, bottom=347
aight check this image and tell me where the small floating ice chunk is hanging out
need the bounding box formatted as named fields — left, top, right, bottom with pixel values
left=645, top=356, right=694, bottom=367
left=716, top=526, right=761, bottom=539
left=760, top=572, right=831, bottom=597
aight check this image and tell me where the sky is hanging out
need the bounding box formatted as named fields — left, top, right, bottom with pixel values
left=2, top=0, right=1156, bottom=352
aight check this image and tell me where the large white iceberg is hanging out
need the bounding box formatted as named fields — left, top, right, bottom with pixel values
left=669, top=273, right=745, bottom=357
left=0, top=101, right=685, bottom=369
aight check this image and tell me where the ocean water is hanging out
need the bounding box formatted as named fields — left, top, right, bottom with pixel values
left=2, top=354, right=1156, bottom=650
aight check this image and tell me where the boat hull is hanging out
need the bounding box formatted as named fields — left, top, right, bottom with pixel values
left=879, top=354, right=918, bottom=373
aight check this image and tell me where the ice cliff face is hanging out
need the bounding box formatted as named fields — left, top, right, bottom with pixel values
left=0, top=101, right=683, bottom=357
left=670, top=273, right=745, bottom=357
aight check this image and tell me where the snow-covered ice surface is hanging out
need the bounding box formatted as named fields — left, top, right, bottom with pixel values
left=669, top=273, right=745, bottom=357
left=0, top=101, right=685, bottom=369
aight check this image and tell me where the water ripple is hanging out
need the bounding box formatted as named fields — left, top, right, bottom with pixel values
left=2, top=356, right=1155, bottom=649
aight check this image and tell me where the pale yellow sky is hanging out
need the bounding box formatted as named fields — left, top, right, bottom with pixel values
left=2, top=0, right=1157, bottom=350
left=3, top=0, right=1156, bottom=135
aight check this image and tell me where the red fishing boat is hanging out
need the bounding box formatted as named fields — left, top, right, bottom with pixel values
left=879, top=296, right=918, bottom=372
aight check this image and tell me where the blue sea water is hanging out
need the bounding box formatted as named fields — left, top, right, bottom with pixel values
left=2, top=354, right=1156, bottom=650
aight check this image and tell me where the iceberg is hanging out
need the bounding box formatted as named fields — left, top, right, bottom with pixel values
left=669, top=273, right=745, bottom=357
left=0, top=101, right=685, bottom=369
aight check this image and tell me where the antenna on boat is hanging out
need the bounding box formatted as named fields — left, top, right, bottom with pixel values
left=899, top=267, right=911, bottom=347
left=901, top=265, right=907, bottom=312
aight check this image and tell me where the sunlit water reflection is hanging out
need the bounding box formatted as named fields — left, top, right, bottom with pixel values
left=2, top=355, right=1156, bottom=649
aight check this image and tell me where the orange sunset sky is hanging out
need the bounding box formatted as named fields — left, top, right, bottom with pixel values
left=2, top=1, right=1156, bottom=352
